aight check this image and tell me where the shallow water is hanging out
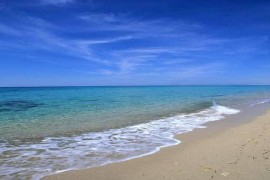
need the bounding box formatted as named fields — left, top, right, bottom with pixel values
left=0, top=86, right=270, bottom=179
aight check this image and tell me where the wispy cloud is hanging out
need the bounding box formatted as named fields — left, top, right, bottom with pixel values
left=78, top=35, right=133, bottom=45
left=78, top=14, right=201, bottom=40
left=79, top=13, right=121, bottom=23
left=0, top=23, right=20, bottom=35
left=1, top=3, right=269, bottom=84
left=41, top=0, right=74, bottom=5
left=0, top=15, right=110, bottom=64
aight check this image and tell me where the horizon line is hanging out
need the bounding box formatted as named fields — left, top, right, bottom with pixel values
left=1, top=84, right=270, bottom=88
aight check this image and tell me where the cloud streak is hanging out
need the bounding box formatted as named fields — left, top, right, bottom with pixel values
left=0, top=0, right=269, bottom=86
left=41, top=0, right=74, bottom=5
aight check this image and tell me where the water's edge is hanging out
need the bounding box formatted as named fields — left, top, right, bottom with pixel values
left=44, top=103, right=270, bottom=180
left=39, top=104, right=240, bottom=179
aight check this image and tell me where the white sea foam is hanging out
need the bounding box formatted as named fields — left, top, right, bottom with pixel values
left=0, top=104, right=240, bottom=180
left=211, top=103, right=240, bottom=114
left=250, top=98, right=270, bottom=106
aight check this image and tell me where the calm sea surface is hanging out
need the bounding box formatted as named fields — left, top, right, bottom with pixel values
left=1, top=86, right=270, bottom=179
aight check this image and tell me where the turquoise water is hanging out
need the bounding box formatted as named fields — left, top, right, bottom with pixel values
left=1, top=86, right=270, bottom=179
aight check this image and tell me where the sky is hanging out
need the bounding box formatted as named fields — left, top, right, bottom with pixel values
left=0, top=0, right=269, bottom=86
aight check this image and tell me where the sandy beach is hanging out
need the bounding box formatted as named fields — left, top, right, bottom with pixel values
left=44, top=107, right=270, bottom=180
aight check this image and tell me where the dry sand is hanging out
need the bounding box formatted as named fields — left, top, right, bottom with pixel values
left=44, top=109, right=270, bottom=180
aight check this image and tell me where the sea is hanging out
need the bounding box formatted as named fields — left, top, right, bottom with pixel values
left=1, top=86, right=270, bottom=179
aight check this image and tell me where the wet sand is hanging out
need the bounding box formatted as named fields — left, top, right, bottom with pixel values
left=44, top=107, right=270, bottom=180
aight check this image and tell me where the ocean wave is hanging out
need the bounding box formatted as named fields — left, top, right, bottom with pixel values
left=0, top=104, right=240, bottom=180
left=249, top=98, right=270, bottom=106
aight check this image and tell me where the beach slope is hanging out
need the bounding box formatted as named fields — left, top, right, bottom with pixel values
left=44, top=110, right=270, bottom=180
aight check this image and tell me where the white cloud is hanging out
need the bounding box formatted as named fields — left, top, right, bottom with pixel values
left=78, top=36, right=133, bottom=45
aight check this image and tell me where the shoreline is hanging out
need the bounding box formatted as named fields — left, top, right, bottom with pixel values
left=44, top=103, right=270, bottom=180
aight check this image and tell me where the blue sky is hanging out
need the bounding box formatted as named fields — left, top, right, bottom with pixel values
left=0, top=0, right=269, bottom=86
